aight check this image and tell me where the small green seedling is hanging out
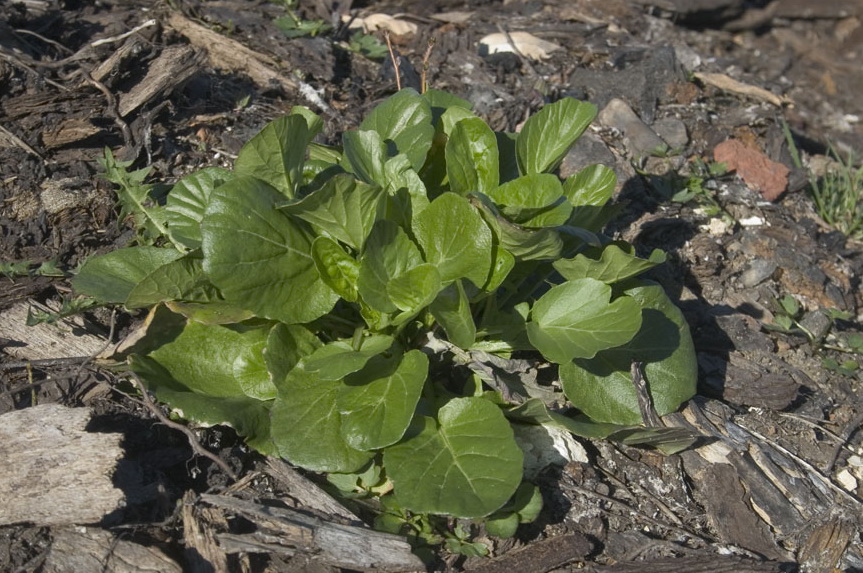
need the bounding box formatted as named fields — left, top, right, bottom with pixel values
left=74, top=89, right=698, bottom=548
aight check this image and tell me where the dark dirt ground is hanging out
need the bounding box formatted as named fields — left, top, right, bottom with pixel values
left=2, top=0, right=863, bottom=571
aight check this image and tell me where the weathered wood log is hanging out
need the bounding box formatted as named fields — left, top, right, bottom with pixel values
left=465, top=532, right=592, bottom=573
left=199, top=493, right=425, bottom=572
left=0, top=404, right=124, bottom=526
left=43, top=526, right=183, bottom=573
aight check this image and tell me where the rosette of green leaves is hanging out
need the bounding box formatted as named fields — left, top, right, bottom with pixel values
left=74, top=89, right=696, bottom=521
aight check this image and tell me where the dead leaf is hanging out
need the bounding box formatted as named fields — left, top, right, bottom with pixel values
left=694, top=72, right=792, bottom=107
left=343, top=13, right=418, bottom=37
left=479, top=31, right=562, bottom=61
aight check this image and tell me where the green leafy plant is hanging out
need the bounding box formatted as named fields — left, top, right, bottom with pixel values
left=645, top=157, right=729, bottom=219
left=271, top=0, right=331, bottom=38
left=782, top=121, right=863, bottom=240
left=74, top=89, right=697, bottom=536
left=347, top=32, right=389, bottom=60
left=764, top=294, right=862, bottom=376
left=1, top=259, right=66, bottom=279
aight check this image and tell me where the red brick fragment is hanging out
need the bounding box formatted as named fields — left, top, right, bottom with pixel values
left=714, top=139, right=790, bottom=201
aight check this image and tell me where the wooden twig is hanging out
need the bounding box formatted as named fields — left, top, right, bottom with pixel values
left=420, top=36, right=436, bottom=94
left=383, top=30, right=401, bottom=91
left=631, top=360, right=661, bottom=426
left=127, top=374, right=239, bottom=481
left=82, top=71, right=134, bottom=151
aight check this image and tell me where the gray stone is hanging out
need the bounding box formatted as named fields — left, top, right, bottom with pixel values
left=567, top=45, right=685, bottom=123
left=799, top=310, right=833, bottom=341
left=652, top=117, right=689, bottom=150
left=559, top=132, right=617, bottom=179
left=738, top=259, right=777, bottom=288
left=598, top=98, right=667, bottom=158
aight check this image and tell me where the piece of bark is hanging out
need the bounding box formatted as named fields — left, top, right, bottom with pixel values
left=583, top=555, right=785, bottom=572
left=116, top=43, right=204, bottom=117
left=165, top=11, right=298, bottom=95
left=0, top=300, right=107, bottom=361
left=0, top=404, right=124, bottom=526
left=265, top=458, right=362, bottom=523
left=465, top=532, right=592, bottom=573
left=43, top=526, right=183, bottom=573
left=200, top=493, right=425, bottom=572
left=797, top=518, right=857, bottom=573
left=183, top=490, right=230, bottom=573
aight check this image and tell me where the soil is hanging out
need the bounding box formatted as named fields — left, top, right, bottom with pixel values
left=2, top=0, right=863, bottom=571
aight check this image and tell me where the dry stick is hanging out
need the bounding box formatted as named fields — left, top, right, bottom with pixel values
left=383, top=31, right=402, bottom=91
left=420, top=36, right=436, bottom=94
left=824, top=409, right=863, bottom=473
left=126, top=374, right=239, bottom=482
left=630, top=360, right=661, bottom=427
left=735, top=420, right=863, bottom=507
left=82, top=71, right=134, bottom=151
left=90, top=19, right=157, bottom=47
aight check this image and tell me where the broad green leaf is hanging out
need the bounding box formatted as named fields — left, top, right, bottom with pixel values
left=440, top=106, right=478, bottom=137
left=360, top=88, right=434, bottom=171
left=312, top=237, right=361, bottom=302
left=385, top=397, right=523, bottom=517
left=424, top=89, right=472, bottom=126
left=166, top=301, right=255, bottom=325
left=483, top=245, right=515, bottom=292
left=486, top=173, right=567, bottom=225
left=516, top=98, right=596, bottom=175
left=526, top=278, right=642, bottom=363
left=146, top=321, right=276, bottom=400
left=271, top=366, right=373, bottom=472
left=264, top=323, right=321, bottom=386
left=496, top=131, right=520, bottom=184
left=289, top=105, right=324, bottom=137
left=234, top=114, right=311, bottom=198
left=279, top=174, right=385, bottom=251
left=131, top=355, right=274, bottom=454
left=429, top=281, right=476, bottom=348
left=412, top=193, right=492, bottom=287
left=165, top=167, right=232, bottom=249
left=125, top=251, right=212, bottom=309
left=304, top=335, right=395, bottom=381
left=606, top=426, right=700, bottom=455
left=565, top=164, right=619, bottom=231
left=559, top=282, right=697, bottom=425
left=485, top=513, right=519, bottom=539
left=343, top=130, right=387, bottom=186
left=387, top=263, right=442, bottom=313
left=201, top=176, right=338, bottom=324
left=382, top=154, right=430, bottom=216
left=72, top=246, right=184, bottom=304
left=338, top=349, right=429, bottom=450
left=563, top=164, right=616, bottom=207
left=498, top=224, right=565, bottom=261
left=471, top=196, right=565, bottom=261
left=505, top=398, right=622, bottom=440
left=358, top=220, right=424, bottom=313
left=446, top=117, right=499, bottom=196
left=553, top=243, right=667, bottom=284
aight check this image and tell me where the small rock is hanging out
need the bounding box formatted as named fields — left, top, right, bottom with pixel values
left=652, top=117, right=689, bottom=150
left=559, top=132, right=617, bottom=179
left=714, top=139, right=790, bottom=201
left=739, top=259, right=778, bottom=287
left=836, top=469, right=858, bottom=492
left=599, top=98, right=667, bottom=157
left=799, top=310, right=833, bottom=341
left=569, top=46, right=685, bottom=123
left=673, top=44, right=702, bottom=71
